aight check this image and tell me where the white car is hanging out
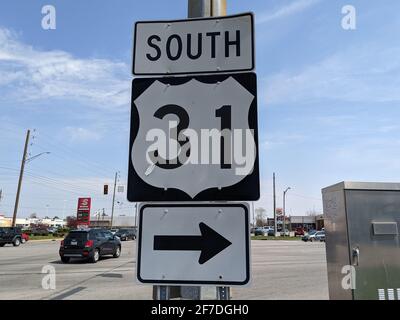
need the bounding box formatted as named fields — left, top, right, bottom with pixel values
left=254, top=227, right=272, bottom=236
left=308, top=231, right=325, bottom=242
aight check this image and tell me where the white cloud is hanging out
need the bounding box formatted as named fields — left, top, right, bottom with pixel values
left=0, top=28, right=130, bottom=108
left=257, top=0, right=321, bottom=24
left=263, top=44, right=400, bottom=106
left=64, top=127, right=102, bottom=142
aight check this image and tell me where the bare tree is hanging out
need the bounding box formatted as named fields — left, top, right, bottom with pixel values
left=66, top=216, right=78, bottom=229
left=255, top=207, right=267, bottom=227
left=306, top=208, right=319, bottom=217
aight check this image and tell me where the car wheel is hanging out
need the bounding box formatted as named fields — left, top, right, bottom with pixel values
left=113, top=246, right=121, bottom=258
left=13, top=238, right=21, bottom=247
left=91, top=249, right=100, bottom=263
left=310, top=238, right=314, bottom=242
left=61, top=257, right=70, bottom=263
left=0, top=243, right=5, bottom=247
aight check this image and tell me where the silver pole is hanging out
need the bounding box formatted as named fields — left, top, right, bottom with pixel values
left=159, top=0, right=227, bottom=301
left=153, top=0, right=229, bottom=302
left=273, top=173, right=277, bottom=236
left=110, top=172, right=118, bottom=228
left=188, top=0, right=211, bottom=18
left=283, top=187, right=291, bottom=237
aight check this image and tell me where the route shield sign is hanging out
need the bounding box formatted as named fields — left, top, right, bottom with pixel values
left=127, top=72, right=259, bottom=201
left=136, top=203, right=250, bottom=285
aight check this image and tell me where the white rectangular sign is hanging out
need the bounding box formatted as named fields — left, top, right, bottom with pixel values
left=133, top=12, right=254, bottom=75
left=136, top=203, right=250, bottom=285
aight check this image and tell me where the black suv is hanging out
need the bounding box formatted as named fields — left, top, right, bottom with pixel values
left=59, top=229, right=121, bottom=263
left=115, top=228, right=136, bottom=241
left=0, top=227, right=23, bottom=247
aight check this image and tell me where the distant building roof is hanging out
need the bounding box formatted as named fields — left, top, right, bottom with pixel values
left=290, top=216, right=316, bottom=224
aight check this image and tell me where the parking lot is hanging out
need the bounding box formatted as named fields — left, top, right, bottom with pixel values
left=0, top=240, right=328, bottom=300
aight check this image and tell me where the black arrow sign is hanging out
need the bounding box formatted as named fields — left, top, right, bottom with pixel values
left=153, top=222, right=232, bottom=264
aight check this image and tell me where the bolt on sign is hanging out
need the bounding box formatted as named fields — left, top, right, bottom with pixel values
left=77, top=197, right=91, bottom=226
left=132, top=13, right=254, bottom=75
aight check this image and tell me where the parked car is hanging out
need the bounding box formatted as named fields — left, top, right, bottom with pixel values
left=47, top=227, right=59, bottom=234
left=59, top=228, right=121, bottom=263
left=312, top=231, right=326, bottom=242
left=267, top=228, right=275, bottom=236
left=254, top=226, right=272, bottom=236
left=21, top=233, right=29, bottom=244
left=0, top=227, right=23, bottom=247
left=115, top=228, right=136, bottom=241
left=294, top=227, right=305, bottom=236
left=30, top=227, right=49, bottom=236
left=279, top=229, right=290, bottom=236
left=302, top=230, right=325, bottom=242
left=302, top=230, right=315, bottom=242
left=110, top=228, right=118, bottom=235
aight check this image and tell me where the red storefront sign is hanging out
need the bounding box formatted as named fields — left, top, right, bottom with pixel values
left=77, top=197, right=91, bottom=226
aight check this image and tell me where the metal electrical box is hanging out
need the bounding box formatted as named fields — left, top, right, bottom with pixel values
left=322, top=182, right=400, bottom=300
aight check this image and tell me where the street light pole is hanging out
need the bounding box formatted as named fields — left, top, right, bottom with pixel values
left=110, top=172, right=118, bottom=228
left=273, top=173, right=277, bottom=237
left=283, top=187, right=291, bottom=237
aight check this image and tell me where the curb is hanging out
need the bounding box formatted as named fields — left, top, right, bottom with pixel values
left=29, top=238, right=64, bottom=242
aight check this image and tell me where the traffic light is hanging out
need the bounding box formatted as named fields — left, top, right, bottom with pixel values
left=104, top=184, right=108, bottom=195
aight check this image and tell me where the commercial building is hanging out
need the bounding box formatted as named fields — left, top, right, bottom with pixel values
left=266, top=215, right=324, bottom=231
left=0, top=216, right=66, bottom=228
left=90, top=215, right=137, bottom=228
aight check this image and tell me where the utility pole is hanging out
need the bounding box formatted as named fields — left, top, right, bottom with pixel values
left=283, top=187, right=291, bottom=237
left=12, top=130, right=30, bottom=227
left=251, top=201, right=255, bottom=227
left=134, top=203, right=138, bottom=228
left=273, top=173, right=277, bottom=237
left=110, top=172, right=118, bottom=228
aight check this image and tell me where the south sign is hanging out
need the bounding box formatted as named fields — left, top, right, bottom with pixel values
left=132, top=13, right=254, bottom=75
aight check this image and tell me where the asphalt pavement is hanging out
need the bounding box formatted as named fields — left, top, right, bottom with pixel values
left=0, top=239, right=328, bottom=300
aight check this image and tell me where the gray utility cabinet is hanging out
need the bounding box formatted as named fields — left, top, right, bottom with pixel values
left=322, top=182, right=400, bottom=300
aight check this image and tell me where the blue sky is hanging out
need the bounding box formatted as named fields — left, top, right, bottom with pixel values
left=1, top=0, right=400, bottom=219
